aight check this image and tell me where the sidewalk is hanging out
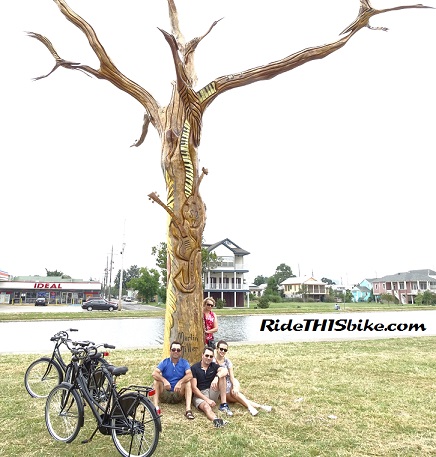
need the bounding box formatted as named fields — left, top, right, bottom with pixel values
left=0, top=304, right=83, bottom=313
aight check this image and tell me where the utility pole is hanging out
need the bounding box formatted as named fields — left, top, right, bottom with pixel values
left=104, top=256, right=109, bottom=299
left=118, top=220, right=126, bottom=311
left=108, top=245, right=114, bottom=300
left=118, top=242, right=126, bottom=311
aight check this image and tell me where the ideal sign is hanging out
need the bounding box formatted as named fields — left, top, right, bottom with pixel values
left=33, top=283, right=63, bottom=289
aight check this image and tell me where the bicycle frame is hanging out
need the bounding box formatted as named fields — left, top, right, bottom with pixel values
left=35, top=330, right=78, bottom=384
left=66, top=356, right=161, bottom=443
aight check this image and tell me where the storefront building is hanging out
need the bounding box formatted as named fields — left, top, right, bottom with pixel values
left=0, top=276, right=102, bottom=305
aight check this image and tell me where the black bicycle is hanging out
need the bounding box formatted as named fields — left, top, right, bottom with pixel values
left=45, top=344, right=161, bottom=457
left=24, top=329, right=109, bottom=398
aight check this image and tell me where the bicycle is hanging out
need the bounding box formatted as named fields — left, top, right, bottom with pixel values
left=24, top=328, right=109, bottom=398
left=45, top=344, right=161, bottom=457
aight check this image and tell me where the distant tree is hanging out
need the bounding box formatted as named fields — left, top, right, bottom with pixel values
left=265, top=276, right=279, bottom=297
left=151, top=242, right=168, bottom=288
left=273, top=263, right=294, bottom=285
left=253, top=275, right=268, bottom=286
left=321, top=277, right=336, bottom=285
left=114, top=265, right=141, bottom=292
left=298, top=284, right=308, bottom=302
left=45, top=269, right=71, bottom=279
left=45, top=269, right=63, bottom=276
left=345, top=290, right=353, bottom=303
left=127, top=267, right=160, bottom=303
left=201, top=248, right=220, bottom=278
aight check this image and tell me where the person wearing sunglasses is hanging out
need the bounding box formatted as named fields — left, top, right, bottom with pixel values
left=190, top=345, right=232, bottom=427
left=214, top=340, right=272, bottom=416
left=152, top=341, right=195, bottom=420
left=203, top=297, right=218, bottom=349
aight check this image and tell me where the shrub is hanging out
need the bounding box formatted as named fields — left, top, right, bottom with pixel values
left=263, top=294, right=281, bottom=303
left=258, top=296, right=270, bottom=309
left=216, top=298, right=225, bottom=309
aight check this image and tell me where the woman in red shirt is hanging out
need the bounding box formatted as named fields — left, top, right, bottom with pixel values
left=203, top=297, right=218, bottom=349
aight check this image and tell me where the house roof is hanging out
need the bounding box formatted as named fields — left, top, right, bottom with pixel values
left=204, top=238, right=250, bottom=256
left=352, top=285, right=371, bottom=293
left=280, top=276, right=325, bottom=286
left=373, top=269, right=436, bottom=283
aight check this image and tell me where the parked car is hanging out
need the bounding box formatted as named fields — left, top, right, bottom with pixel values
left=35, top=298, right=47, bottom=306
left=82, top=298, right=116, bottom=312
left=124, top=297, right=132, bottom=302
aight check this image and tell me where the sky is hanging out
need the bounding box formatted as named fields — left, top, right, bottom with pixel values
left=2, top=0, right=436, bottom=286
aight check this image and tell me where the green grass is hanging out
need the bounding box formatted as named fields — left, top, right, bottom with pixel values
left=1, top=337, right=435, bottom=456
left=0, top=301, right=432, bottom=322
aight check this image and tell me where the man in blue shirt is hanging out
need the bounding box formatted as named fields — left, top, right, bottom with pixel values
left=152, top=340, right=195, bottom=419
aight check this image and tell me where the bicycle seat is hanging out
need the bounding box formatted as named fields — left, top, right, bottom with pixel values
left=106, top=365, right=128, bottom=377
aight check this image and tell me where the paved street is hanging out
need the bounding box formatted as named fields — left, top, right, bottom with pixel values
left=0, top=302, right=161, bottom=313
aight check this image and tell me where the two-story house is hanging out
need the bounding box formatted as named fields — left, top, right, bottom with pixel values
left=202, top=238, right=250, bottom=307
left=350, top=278, right=374, bottom=302
left=280, top=276, right=326, bottom=301
left=372, top=269, right=436, bottom=304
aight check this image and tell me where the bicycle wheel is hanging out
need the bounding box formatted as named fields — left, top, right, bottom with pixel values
left=111, top=394, right=160, bottom=457
left=45, top=383, right=84, bottom=443
left=24, top=357, right=63, bottom=398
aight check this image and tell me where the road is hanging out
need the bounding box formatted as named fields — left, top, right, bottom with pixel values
left=0, top=302, right=161, bottom=313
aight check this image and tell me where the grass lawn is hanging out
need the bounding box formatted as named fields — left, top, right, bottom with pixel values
left=1, top=337, right=435, bottom=456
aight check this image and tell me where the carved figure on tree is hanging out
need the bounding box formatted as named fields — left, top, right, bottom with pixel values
left=28, top=0, right=433, bottom=363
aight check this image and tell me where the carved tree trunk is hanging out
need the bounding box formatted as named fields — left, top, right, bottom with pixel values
left=28, top=0, right=432, bottom=363
left=149, top=86, right=208, bottom=361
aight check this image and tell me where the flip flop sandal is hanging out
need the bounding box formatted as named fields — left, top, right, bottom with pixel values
left=185, top=410, right=195, bottom=420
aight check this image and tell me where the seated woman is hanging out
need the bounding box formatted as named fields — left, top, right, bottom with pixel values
left=214, top=340, right=272, bottom=416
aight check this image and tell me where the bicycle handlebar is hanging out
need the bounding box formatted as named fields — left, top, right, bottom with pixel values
left=71, top=342, right=115, bottom=361
left=50, top=328, right=78, bottom=342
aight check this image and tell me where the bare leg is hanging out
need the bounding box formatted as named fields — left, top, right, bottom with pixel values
left=199, top=401, right=218, bottom=421
left=227, top=391, right=271, bottom=414
left=181, top=381, right=193, bottom=411
left=152, top=380, right=163, bottom=408
left=218, top=377, right=227, bottom=404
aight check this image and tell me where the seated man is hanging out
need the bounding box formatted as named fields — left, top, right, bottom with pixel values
left=152, top=340, right=195, bottom=420
left=190, top=346, right=232, bottom=428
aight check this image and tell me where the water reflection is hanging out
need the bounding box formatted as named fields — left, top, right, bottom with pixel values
left=0, top=310, right=434, bottom=354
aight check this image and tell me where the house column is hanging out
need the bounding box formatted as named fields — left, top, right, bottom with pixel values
left=234, top=271, right=237, bottom=308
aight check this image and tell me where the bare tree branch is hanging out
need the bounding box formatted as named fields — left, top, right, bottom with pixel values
left=197, top=33, right=353, bottom=109
left=197, top=0, right=433, bottom=109
left=340, top=0, right=434, bottom=35
left=30, top=0, right=162, bottom=136
left=167, top=0, right=186, bottom=49
left=27, top=32, right=88, bottom=80
left=131, top=113, right=151, bottom=148
left=183, top=18, right=223, bottom=87
left=165, top=0, right=223, bottom=88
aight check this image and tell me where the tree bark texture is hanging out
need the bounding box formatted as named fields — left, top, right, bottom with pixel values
left=28, top=0, right=432, bottom=363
